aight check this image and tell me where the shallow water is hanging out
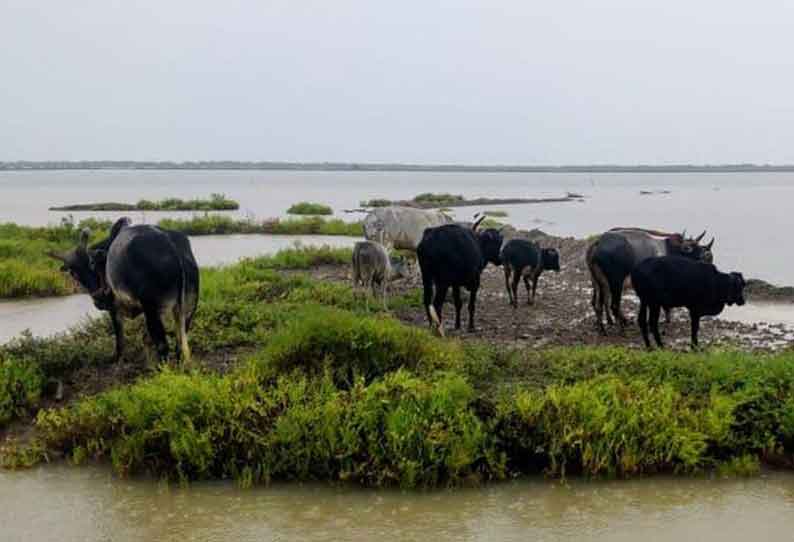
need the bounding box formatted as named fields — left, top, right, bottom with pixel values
left=0, top=234, right=358, bottom=343
left=2, top=169, right=794, bottom=284
left=1, top=465, right=793, bottom=542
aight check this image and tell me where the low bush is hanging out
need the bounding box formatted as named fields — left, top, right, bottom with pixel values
left=286, top=202, right=333, bottom=216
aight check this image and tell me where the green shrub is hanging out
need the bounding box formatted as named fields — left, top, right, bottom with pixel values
left=413, top=193, right=465, bottom=206
left=247, top=306, right=460, bottom=386
left=0, top=356, right=44, bottom=427
left=287, top=202, right=333, bottom=216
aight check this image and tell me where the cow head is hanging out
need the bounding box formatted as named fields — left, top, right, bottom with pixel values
left=726, top=272, right=746, bottom=306
left=47, top=227, right=114, bottom=310
left=477, top=228, right=503, bottom=266
left=674, top=230, right=715, bottom=263
left=47, top=228, right=103, bottom=293
left=541, top=248, right=561, bottom=272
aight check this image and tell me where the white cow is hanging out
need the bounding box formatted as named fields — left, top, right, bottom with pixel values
left=363, top=206, right=452, bottom=251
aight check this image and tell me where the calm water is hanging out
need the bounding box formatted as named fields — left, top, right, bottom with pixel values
left=1, top=465, right=793, bottom=542
left=2, top=169, right=794, bottom=284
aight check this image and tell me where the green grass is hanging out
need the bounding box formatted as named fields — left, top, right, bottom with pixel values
left=156, top=215, right=362, bottom=236
left=483, top=210, right=508, bottom=217
left=2, top=244, right=794, bottom=485
left=50, top=194, right=239, bottom=211
left=286, top=202, right=333, bottom=215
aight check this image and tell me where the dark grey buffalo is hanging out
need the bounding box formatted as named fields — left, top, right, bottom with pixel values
left=500, top=239, right=560, bottom=307
left=632, top=256, right=745, bottom=348
left=49, top=217, right=199, bottom=363
left=587, top=227, right=714, bottom=333
left=417, top=216, right=503, bottom=336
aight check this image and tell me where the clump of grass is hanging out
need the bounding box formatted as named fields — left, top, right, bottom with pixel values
left=156, top=215, right=362, bottom=237
left=50, top=194, right=239, bottom=212
left=0, top=356, right=44, bottom=426
left=413, top=193, right=465, bottom=206
left=286, top=202, right=333, bottom=216
left=483, top=210, right=508, bottom=218
left=247, top=305, right=460, bottom=386
left=359, top=198, right=392, bottom=208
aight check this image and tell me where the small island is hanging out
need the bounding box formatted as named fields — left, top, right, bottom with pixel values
left=49, top=194, right=239, bottom=212
left=359, top=192, right=581, bottom=210
left=287, top=202, right=333, bottom=215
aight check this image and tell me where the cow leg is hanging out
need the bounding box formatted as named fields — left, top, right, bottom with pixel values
left=144, top=308, right=169, bottom=362
left=689, top=309, right=700, bottom=349
left=609, top=279, right=627, bottom=331
left=422, top=272, right=441, bottom=334
left=110, top=309, right=125, bottom=362
left=467, top=281, right=479, bottom=332
left=452, top=285, right=463, bottom=329
left=591, top=278, right=607, bottom=334
left=649, top=305, right=664, bottom=348
left=637, top=300, right=651, bottom=348
left=173, top=305, right=192, bottom=364
left=510, top=271, right=521, bottom=309
left=382, top=277, right=389, bottom=310
left=433, top=283, right=449, bottom=335
left=531, top=274, right=540, bottom=305
left=504, top=267, right=514, bottom=307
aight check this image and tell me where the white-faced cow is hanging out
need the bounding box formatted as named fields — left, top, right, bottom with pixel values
left=48, top=217, right=199, bottom=363
left=586, top=227, right=714, bottom=333
left=416, top=216, right=503, bottom=336
left=500, top=239, right=560, bottom=307
left=632, top=255, right=745, bottom=348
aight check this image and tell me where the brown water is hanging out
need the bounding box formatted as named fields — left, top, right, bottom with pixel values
left=2, top=466, right=793, bottom=542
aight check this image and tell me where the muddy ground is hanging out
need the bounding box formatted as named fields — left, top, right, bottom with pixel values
left=312, top=230, right=794, bottom=352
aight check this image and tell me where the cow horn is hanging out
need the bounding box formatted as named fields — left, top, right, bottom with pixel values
left=472, top=215, right=486, bottom=232
left=79, top=228, right=91, bottom=250
left=681, top=229, right=687, bottom=238
left=694, top=230, right=706, bottom=243
left=706, top=237, right=714, bottom=249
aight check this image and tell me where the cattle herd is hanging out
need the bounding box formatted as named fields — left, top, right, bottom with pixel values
left=49, top=207, right=747, bottom=363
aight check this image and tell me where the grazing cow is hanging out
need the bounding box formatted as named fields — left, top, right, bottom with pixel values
left=48, top=217, right=199, bottom=363
left=500, top=239, right=560, bottom=307
left=631, top=256, right=746, bottom=348
left=587, top=228, right=714, bottom=333
left=352, top=240, right=412, bottom=309
left=363, top=206, right=452, bottom=251
left=417, top=217, right=503, bottom=336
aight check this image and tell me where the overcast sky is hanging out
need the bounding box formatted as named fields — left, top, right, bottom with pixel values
left=2, top=1, right=793, bottom=164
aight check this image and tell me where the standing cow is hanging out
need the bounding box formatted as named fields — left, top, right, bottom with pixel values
left=363, top=206, right=452, bottom=251
left=417, top=217, right=503, bottom=336
left=587, top=227, right=713, bottom=333
left=352, top=240, right=412, bottom=309
left=500, top=239, right=560, bottom=307
left=48, top=217, right=199, bottom=363
left=632, top=256, right=746, bottom=348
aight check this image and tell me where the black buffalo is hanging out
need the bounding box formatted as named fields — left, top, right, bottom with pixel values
left=417, top=217, right=503, bottom=336
left=49, top=217, right=199, bottom=362
left=587, top=228, right=713, bottom=333
left=500, top=239, right=560, bottom=307
left=631, top=256, right=745, bottom=348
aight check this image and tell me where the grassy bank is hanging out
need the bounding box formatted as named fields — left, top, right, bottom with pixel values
left=2, top=245, right=793, bottom=485
left=50, top=194, right=239, bottom=211
left=0, top=217, right=362, bottom=299
left=287, top=202, right=333, bottom=215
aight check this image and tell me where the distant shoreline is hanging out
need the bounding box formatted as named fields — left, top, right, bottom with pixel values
left=3, top=161, right=794, bottom=173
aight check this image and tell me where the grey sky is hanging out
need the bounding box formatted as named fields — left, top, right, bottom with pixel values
left=2, top=1, right=793, bottom=164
